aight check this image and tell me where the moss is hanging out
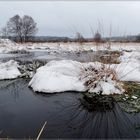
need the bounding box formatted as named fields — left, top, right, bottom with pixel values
left=123, top=82, right=140, bottom=93
left=112, top=82, right=140, bottom=113
left=80, top=82, right=140, bottom=113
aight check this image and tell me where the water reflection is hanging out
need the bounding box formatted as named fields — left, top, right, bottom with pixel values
left=0, top=50, right=120, bottom=63
left=46, top=96, right=139, bottom=138
left=0, top=79, right=140, bottom=138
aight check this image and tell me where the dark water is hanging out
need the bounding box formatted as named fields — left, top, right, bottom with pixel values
left=0, top=79, right=140, bottom=138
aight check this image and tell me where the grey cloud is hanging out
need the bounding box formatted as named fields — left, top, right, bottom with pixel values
left=0, top=1, right=140, bottom=37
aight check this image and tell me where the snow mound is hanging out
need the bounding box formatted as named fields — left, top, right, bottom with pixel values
left=0, top=60, right=21, bottom=80
left=120, top=51, right=140, bottom=63
left=29, top=60, right=140, bottom=94
left=29, top=60, right=86, bottom=93
left=0, top=39, right=26, bottom=53
left=0, top=39, right=17, bottom=46
left=112, top=61, right=140, bottom=82
left=116, top=50, right=140, bottom=82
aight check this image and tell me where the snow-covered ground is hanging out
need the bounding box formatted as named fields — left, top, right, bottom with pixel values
left=25, top=42, right=140, bottom=52
left=0, top=39, right=27, bottom=53
left=0, top=60, right=21, bottom=80
left=1, top=39, right=140, bottom=53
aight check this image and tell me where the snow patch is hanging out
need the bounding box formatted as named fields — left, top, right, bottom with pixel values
left=24, top=42, right=140, bottom=53
left=120, top=51, right=140, bottom=62
left=0, top=39, right=27, bottom=53
left=0, top=60, right=21, bottom=80
left=113, top=61, right=140, bottom=82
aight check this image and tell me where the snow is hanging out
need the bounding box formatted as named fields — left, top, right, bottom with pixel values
left=1, top=39, right=140, bottom=54
left=111, top=61, right=140, bottom=82
left=116, top=49, right=140, bottom=82
left=0, top=39, right=27, bottom=53
left=0, top=60, right=21, bottom=80
left=88, top=80, right=123, bottom=95
left=29, top=60, right=86, bottom=93
left=29, top=60, right=140, bottom=94
left=132, top=96, right=137, bottom=99
left=97, top=81, right=122, bottom=95
left=120, top=51, right=140, bottom=62
left=24, top=42, right=140, bottom=53
left=106, top=43, right=140, bottom=51
left=26, top=42, right=84, bottom=53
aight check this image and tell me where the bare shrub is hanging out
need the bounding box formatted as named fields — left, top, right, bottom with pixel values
left=75, top=32, right=85, bottom=44
left=80, top=63, right=124, bottom=95
left=94, top=31, right=102, bottom=43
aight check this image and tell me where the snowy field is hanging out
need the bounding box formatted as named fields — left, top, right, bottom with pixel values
left=21, top=42, right=140, bottom=52
left=1, top=39, right=140, bottom=53
left=0, top=39, right=140, bottom=95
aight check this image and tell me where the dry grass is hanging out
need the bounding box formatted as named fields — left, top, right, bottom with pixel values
left=80, top=63, right=124, bottom=94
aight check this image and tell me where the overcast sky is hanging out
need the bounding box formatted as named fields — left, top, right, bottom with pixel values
left=0, top=1, right=140, bottom=37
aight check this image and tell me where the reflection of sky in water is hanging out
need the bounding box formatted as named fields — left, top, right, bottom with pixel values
left=0, top=51, right=113, bottom=63
left=0, top=79, right=140, bottom=138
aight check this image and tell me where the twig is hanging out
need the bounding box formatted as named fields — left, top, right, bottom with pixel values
left=36, top=121, right=47, bottom=140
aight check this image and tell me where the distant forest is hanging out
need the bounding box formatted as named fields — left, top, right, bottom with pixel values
left=1, top=35, right=140, bottom=43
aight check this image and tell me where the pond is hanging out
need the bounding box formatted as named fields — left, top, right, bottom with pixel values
left=0, top=79, right=140, bottom=138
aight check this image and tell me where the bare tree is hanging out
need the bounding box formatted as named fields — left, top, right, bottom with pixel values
left=6, top=15, right=37, bottom=42
left=22, top=15, right=37, bottom=42
left=7, top=15, right=23, bottom=42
